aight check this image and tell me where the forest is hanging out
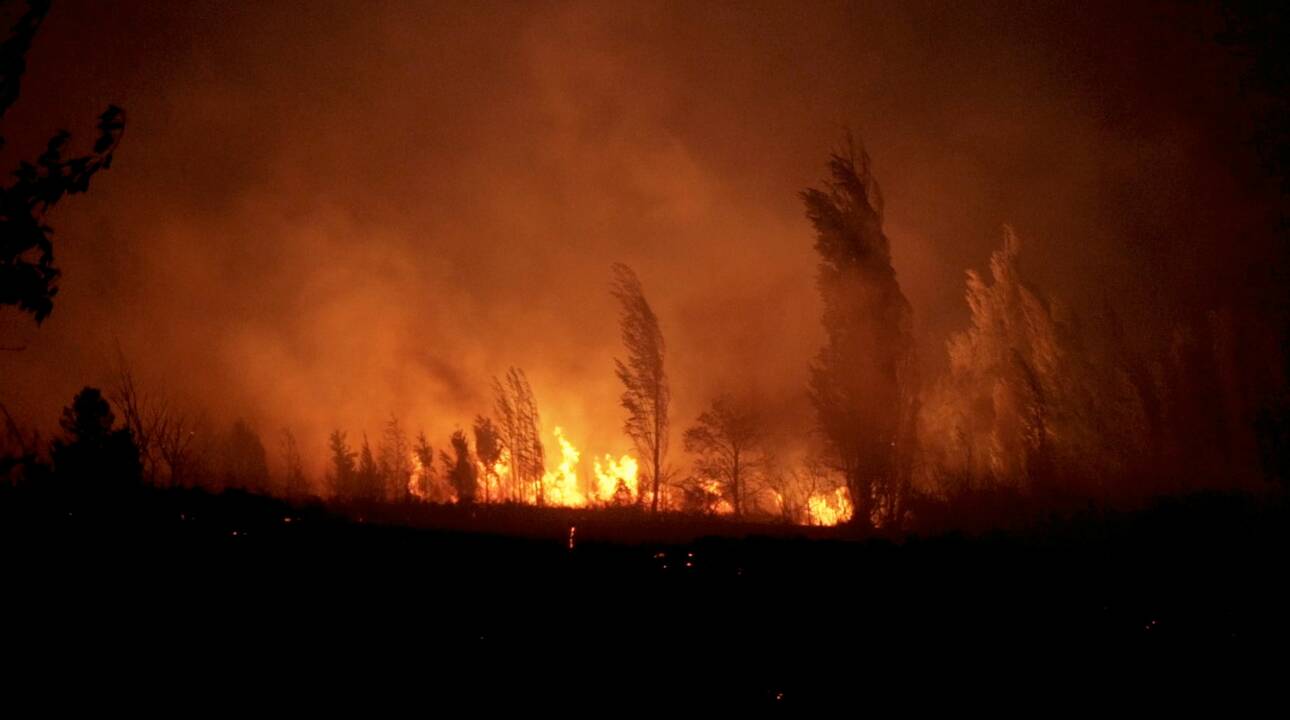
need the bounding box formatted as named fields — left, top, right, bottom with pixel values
left=4, top=135, right=1287, bottom=537
left=2, top=0, right=1289, bottom=704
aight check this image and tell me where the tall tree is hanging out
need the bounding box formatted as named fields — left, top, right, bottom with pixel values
left=683, top=393, right=762, bottom=517
left=356, top=434, right=382, bottom=503
left=472, top=415, right=502, bottom=503
left=110, top=357, right=160, bottom=484
left=800, top=138, right=918, bottom=529
left=411, top=430, right=438, bottom=501
left=379, top=415, right=412, bottom=503
left=1, top=1, right=125, bottom=324
left=327, top=429, right=357, bottom=500
left=492, top=367, right=544, bottom=504
left=920, top=228, right=1151, bottom=499
left=610, top=263, right=669, bottom=513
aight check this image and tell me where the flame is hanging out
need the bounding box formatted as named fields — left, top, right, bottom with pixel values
left=408, top=451, right=430, bottom=501
left=542, top=427, right=587, bottom=507
left=593, top=453, right=638, bottom=505
left=698, top=478, right=734, bottom=515
left=401, top=420, right=852, bottom=526
left=807, top=487, right=853, bottom=526
left=477, top=448, right=511, bottom=502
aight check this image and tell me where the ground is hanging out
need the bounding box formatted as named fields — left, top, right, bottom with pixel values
left=2, top=484, right=1286, bottom=707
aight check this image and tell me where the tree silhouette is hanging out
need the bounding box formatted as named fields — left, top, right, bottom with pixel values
left=379, top=415, right=412, bottom=503
left=440, top=429, right=477, bottom=504
left=492, top=367, right=543, bottom=504
left=50, top=386, right=140, bottom=495
left=800, top=137, right=918, bottom=529
left=356, top=434, right=382, bottom=502
left=1, top=0, right=125, bottom=324
left=472, top=415, right=502, bottom=503
left=327, top=429, right=357, bottom=500
left=610, top=263, right=669, bottom=513
left=412, top=430, right=439, bottom=501
left=683, top=393, right=762, bottom=517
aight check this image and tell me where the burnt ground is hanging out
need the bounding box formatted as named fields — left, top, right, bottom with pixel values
left=2, top=484, right=1287, bottom=709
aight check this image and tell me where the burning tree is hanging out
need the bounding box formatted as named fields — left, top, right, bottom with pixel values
left=411, top=431, right=442, bottom=501
left=472, top=415, right=502, bottom=503
left=920, top=227, right=1149, bottom=498
left=379, top=415, right=413, bottom=502
left=683, top=393, right=762, bottom=517
left=492, top=367, right=544, bottom=504
left=800, top=137, right=919, bottom=529
left=610, top=263, right=669, bottom=513
left=440, top=429, right=478, bottom=504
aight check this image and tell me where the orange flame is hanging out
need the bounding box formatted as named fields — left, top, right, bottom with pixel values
left=592, top=453, right=639, bottom=505
left=542, top=427, right=587, bottom=507
left=807, top=487, right=852, bottom=526
left=408, top=451, right=430, bottom=501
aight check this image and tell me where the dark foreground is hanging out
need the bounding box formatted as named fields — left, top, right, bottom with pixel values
left=3, top=484, right=1287, bottom=709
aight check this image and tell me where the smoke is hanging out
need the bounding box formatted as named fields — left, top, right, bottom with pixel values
left=1, top=1, right=1284, bottom=486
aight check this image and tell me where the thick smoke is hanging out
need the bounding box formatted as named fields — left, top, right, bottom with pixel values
left=1, top=1, right=1284, bottom=499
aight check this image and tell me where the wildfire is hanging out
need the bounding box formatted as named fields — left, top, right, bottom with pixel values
left=405, top=422, right=842, bottom=525
left=542, top=427, right=587, bottom=507
left=408, top=450, right=430, bottom=501
left=699, top=478, right=734, bottom=515
left=593, top=453, right=639, bottom=505
left=807, top=487, right=853, bottom=526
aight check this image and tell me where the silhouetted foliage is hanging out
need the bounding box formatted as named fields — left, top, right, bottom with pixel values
left=411, top=430, right=441, bottom=501
left=356, top=434, right=382, bottom=502
left=440, top=429, right=477, bottom=504
left=378, top=415, right=411, bottom=502
left=492, top=367, right=544, bottom=504
left=472, top=415, right=502, bottom=503
left=327, top=429, right=357, bottom=500
left=801, top=136, right=918, bottom=529
left=683, top=393, right=763, bottom=517
left=610, top=262, right=669, bottom=513
left=0, top=0, right=124, bottom=323
left=50, top=386, right=140, bottom=494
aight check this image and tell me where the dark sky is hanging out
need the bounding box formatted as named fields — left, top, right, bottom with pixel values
left=1, top=0, right=1282, bottom=472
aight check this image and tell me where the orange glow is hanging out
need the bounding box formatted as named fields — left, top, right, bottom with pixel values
left=408, top=451, right=430, bottom=501
left=807, top=487, right=852, bottom=526
left=592, top=453, right=639, bottom=506
left=542, top=427, right=587, bottom=507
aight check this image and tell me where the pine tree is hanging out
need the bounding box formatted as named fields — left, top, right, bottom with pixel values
left=327, top=430, right=357, bottom=501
